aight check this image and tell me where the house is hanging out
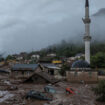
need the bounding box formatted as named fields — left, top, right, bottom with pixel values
left=47, top=53, right=56, bottom=57
left=24, top=72, right=59, bottom=84
left=16, top=56, right=23, bottom=61
left=39, top=59, right=52, bottom=63
left=0, top=69, right=9, bottom=75
left=75, top=53, right=85, bottom=59
left=68, top=57, right=76, bottom=61
left=31, top=55, right=40, bottom=60
left=19, top=52, right=28, bottom=58
left=11, top=64, right=41, bottom=79
left=13, top=52, right=28, bottom=61
left=7, top=60, right=18, bottom=66
left=0, top=69, right=10, bottom=79
left=40, top=63, right=61, bottom=76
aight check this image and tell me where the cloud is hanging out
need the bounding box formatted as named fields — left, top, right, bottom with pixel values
left=0, top=0, right=104, bottom=54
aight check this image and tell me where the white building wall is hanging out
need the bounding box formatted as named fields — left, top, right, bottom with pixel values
left=85, top=24, right=90, bottom=35
left=85, top=41, right=90, bottom=64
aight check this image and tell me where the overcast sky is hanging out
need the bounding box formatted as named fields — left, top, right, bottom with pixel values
left=0, top=0, right=105, bottom=54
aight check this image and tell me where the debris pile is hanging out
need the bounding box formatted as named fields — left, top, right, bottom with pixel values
left=0, top=75, right=103, bottom=105
left=0, top=91, right=14, bottom=103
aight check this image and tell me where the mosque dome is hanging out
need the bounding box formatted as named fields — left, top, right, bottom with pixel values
left=71, top=60, right=90, bottom=69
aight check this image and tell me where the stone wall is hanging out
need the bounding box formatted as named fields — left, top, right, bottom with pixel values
left=66, top=70, right=98, bottom=83
left=98, top=76, right=105, bottom=81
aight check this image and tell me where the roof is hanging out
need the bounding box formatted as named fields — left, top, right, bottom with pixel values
left=71, top=60, right=90, bottom=69
left=75, top=53, right=84, bottom=57
left=52, top=60, right=62, bottom=64
left=12, top=64, right=39, bottom=71
left=0, top=69, right=9, bottom=74
left=41, top=63, right=60, bottom=70
left=24, top=72, right=59, bottom=84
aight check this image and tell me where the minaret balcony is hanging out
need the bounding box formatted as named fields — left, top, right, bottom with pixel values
left=83, top=35, right=91, bottom=41
left=82, top=18, right=91, bottom=24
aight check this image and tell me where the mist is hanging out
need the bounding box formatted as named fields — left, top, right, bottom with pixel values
left=0, top=0, right=105, bottom=54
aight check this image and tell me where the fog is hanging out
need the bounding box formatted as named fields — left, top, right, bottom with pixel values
left=0, top=0, right=105, bottom=54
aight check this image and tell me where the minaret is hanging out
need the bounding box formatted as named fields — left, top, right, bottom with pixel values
left=82, top=0, right=91, bottom=64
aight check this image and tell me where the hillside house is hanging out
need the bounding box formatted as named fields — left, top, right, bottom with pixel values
left=31, top=55, right=40, bottom=60
left=47, top=53, right=56, bottom=57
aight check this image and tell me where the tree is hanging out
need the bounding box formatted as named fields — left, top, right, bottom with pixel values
left=6, top=55, right=15, bottom=60
left=91, top=52, right=105, bottom=68
left=59, top=64, right=70, bottom=76
left=92, top=80, right=105, bottom=102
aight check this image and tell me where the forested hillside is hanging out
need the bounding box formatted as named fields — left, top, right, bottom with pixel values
left=39, top=40, right=105, bottom=58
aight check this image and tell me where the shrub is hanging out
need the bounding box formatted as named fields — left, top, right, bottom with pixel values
left=92, top=80, right=105, bottom=102
left=59, top=64, right=70, bottom=76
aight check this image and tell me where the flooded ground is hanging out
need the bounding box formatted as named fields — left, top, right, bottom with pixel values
left=0, top=79, right=105, bottom=105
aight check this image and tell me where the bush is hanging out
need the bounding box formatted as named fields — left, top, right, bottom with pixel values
left=92, top=80, right=105, bottom=102
left=91, top=52, right=105, bottom=68
left=59, top=64, right=70, bottom=76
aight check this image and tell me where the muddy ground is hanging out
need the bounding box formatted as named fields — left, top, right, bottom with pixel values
left=0, top=79, right=105, bottom=105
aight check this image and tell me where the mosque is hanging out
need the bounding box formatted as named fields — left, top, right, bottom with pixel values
left=66, top=0, right=98, bottom=83
left=71, top=0, right=91, bottom=70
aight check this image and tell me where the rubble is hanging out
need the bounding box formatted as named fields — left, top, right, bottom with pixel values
left=24, top=71, right=59, bottom=84
left=0, top=75, right=104, bottom=105
left=0, top=91, right=14, bottom=103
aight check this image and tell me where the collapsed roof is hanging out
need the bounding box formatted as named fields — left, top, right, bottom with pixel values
left=24, top=72, right=59, bottom=84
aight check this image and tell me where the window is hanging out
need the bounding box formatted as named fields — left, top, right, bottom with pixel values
left=74, top=71, right=78, bottom=76
left=22, top=71, right=24, bottom=75
left=15, top=71, right=18, bottom=75
left=89, top=72, right=92, bottom=78
left=27, top=71, right=30, bottom=76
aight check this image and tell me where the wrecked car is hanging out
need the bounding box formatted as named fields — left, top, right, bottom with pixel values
left=66, top=87, right=76, bottom=94
left=44, top=85, right=56, bottom=93
left=26, top=90, right=52, bottom=101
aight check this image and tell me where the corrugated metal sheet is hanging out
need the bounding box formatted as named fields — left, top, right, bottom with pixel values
left=12, top=64, right=39, bottom=71
left=42, top=63, right=60, bottom=70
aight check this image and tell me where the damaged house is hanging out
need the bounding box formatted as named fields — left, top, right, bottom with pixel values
left=40, top=64, right=61, bottom=76
left=11, top=64, right=41, bottom=79
left=24, top=71, right=59, bottom=84
left=0, top=69, right=9, bottom=79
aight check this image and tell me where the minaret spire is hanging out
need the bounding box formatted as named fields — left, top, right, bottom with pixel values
left=85, top=0, right=89, bottom=7
left=82, top=0, right=92, bottom=64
